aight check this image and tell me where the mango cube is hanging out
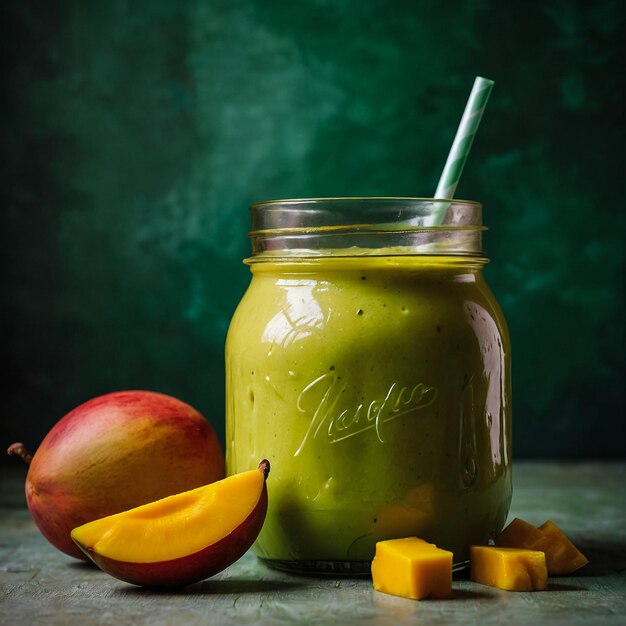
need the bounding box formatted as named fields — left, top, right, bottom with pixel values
left=495, top=518, right=588, bottom=575
left=371, top=537, right=452, bottom=600
left=538, top=520, right=589, bottom=575
left=495, top=518, right=552, bottom=555
left=470, top=546, right=548, bottom=591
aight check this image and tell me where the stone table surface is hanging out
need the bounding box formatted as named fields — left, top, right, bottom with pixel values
left=1, top=462, right=625, bottom=626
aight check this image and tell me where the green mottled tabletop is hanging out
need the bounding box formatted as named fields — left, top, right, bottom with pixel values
left=1, top=462, right=625, bottom=625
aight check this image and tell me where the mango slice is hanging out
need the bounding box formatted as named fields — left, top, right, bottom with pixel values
left=371, top=537, right=452, bottom=600
left=470, top=546, right=548, bottom=591
left=495, top=518, right=588, bottom=575
left=71, top=461, right=270, bottom=587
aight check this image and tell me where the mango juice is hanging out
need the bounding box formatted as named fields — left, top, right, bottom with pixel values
left=226, top=254, right=511, bottom=573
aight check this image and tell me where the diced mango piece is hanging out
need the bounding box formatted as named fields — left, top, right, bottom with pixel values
left=495, top=518, right=588, bottom=575
left=538, top=520, right=589, bottom=575
left=371, top=537, right=453, bottom=600
left=495, top=518, right=552, bottom=554
left=470, top=546, right=547, bottom=591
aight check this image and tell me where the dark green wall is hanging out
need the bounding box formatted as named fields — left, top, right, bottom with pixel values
left=2, top=0, right=624, bottom=460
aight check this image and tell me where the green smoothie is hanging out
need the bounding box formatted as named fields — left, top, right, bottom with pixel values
left=226, top=254, right=511, bottom=572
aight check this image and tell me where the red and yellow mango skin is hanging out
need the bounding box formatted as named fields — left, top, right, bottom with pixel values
left=24, top=390, right=224, bottom=559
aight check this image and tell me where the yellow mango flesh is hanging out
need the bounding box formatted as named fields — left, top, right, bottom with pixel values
left=470, top=546, right=547, bottom=591
left=371, top=537, right=452, bottom=600
left=71, top=469, right=264, bottom=563
left=495, top=518, right=588, bottom=575
left=538, top=520, right=589, bottom=575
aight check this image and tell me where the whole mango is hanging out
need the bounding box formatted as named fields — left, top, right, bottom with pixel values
left=8, top=390, right=224, bottom=560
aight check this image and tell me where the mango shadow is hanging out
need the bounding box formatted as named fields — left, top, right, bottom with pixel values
left=573, top=539, right=626, bottom=577
left=114, top=579, right=307, bottom=596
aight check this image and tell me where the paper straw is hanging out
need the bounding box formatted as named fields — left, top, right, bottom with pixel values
left=430, top=76, right=494, bottom=225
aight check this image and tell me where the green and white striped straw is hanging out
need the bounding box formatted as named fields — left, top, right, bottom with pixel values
left=430, top=76, right=494, bottom=225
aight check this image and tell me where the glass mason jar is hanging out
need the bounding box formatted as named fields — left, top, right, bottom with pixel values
left=226, top=198, right=512, bottom=574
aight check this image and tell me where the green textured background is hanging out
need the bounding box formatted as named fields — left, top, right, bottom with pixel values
left=2, top=0, right=624, bottom=460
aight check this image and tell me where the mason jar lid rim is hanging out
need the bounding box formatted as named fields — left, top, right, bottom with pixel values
left=249, top=224, right=487, bottom=237
left=250, top=196, right=482, bottom=210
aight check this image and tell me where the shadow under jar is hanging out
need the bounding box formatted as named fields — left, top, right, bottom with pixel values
left=226, top=198, right=512, bottom=575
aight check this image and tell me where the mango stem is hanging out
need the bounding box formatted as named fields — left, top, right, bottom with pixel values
left=258, top=459, right=270, bottom=479
left=7, top=442, right=33, bottom=465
